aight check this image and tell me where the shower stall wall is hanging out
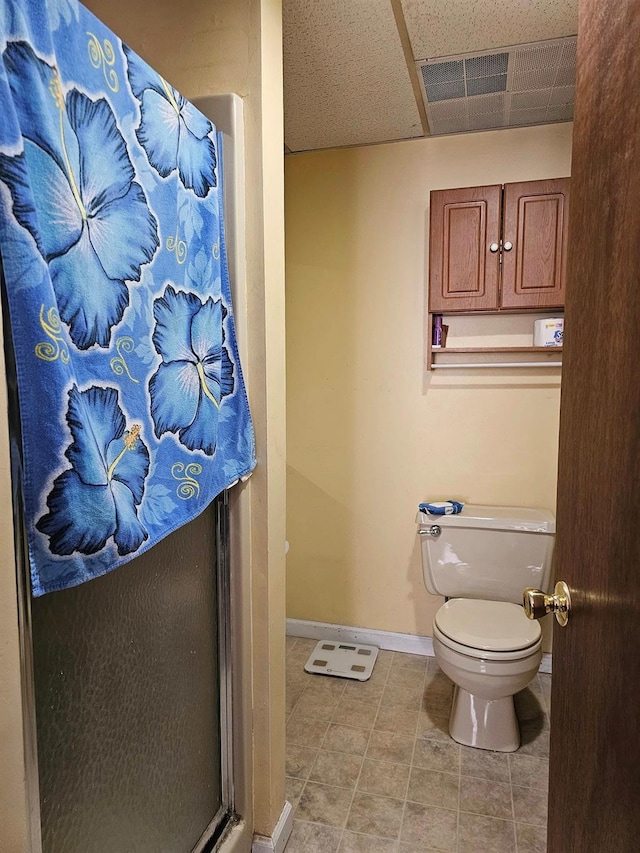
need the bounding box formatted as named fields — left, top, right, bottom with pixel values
left=6, top=94, right=252, bottom=853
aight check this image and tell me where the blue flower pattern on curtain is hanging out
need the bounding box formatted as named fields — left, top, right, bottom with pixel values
left=124, top=45, right=217, bottom=198
left=0, top=0, right=256, bottom=596
left=0, top=42, right=159, bottom=349
left=37, top=386, right=150, bottom=556
left=149, top=285, right=234, bottom=455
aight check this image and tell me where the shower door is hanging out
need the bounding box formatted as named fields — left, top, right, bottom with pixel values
left=3, top=90, right=244, bottom=853
left=17, top=478, right=234, bottom=853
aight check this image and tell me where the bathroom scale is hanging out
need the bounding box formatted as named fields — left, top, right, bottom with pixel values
left=304, top=640, right=379, bottom=681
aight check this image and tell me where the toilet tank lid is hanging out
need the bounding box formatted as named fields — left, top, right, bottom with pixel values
left=416, top=504, right=555, bottom=534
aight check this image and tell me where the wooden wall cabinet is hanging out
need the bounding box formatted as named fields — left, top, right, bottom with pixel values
left=429, top=178, right=570, bottom=313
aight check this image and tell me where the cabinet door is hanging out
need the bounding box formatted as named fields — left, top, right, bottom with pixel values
left=501, top=178, right=570, bottom=310
left=429, top=185, right=501, bottom=312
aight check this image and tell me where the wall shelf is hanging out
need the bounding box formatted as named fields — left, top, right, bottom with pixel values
left=431, top=361, right=563, bottom=369
left=427, top=313, right=564, bottom=370
left=432, top=347, right=563, bottom=354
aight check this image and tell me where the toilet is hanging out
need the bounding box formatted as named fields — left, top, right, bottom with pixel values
left=416, top=504, right=554, bottom=752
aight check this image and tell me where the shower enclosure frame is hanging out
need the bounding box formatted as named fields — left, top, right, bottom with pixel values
left=4, top=93, right=252, bottom=853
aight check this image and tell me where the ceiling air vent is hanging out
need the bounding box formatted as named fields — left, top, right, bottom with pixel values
left=416, top=37, right=576, bottom=136
left=420, top=53, right=508, bottom=102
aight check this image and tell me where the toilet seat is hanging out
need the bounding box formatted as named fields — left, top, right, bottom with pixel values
left=434, top=599, right=541, bottom=659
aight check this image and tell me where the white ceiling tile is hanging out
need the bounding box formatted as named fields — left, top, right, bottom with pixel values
left=283, top=0, right=423, bottom=151
left=401, top=0, right=578, bottom=59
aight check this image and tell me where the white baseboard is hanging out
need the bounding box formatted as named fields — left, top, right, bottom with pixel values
left=252, top=801, right=293, bottom=853
left=286, top=617, right=552, bottom=674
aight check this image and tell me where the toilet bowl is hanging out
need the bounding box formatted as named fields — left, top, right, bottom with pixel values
left=417, top=505, right=555, bottom=752
left=432, top=599, right=542, bottom=751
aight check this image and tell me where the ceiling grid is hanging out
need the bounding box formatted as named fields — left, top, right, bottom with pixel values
left=283, top=0, right=579, bottom=152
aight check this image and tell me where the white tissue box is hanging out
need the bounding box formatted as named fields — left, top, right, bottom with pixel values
left=533, top=318, right=564, bottom=347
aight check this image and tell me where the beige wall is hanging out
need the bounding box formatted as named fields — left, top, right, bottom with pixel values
left=285, top=123, right=573, bottom=649
left=0, top=0, right=286, bottom=848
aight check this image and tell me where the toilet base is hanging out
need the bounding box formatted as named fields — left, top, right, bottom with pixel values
left=448, top=685, right=520, bottom=752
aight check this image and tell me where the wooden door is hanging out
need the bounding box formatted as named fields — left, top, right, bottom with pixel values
left=548, top=1, right=640, bottom=851
left=428, top=185, right=501, bottom=312
left=500, top=178, right=570, bottom=310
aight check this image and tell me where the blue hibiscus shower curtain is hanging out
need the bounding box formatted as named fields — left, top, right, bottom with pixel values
left=0, top=0, right=256, bottom=595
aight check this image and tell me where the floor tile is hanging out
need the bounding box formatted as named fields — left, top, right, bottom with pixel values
left=386, top=666, right=427, bottom=690
left=362, top=666, right=391, bottom=688
left=427, top=658, right=445, bottom=675
left=284, top=644, right=552, bottom=853
left=517, top=724, right=550, bottom=758
left=509, top=753, right=550, bottom=789
left=374, top=705, right=419, bottom=737
left=332, top=696, right=379, bottom=729
left=511, top=784, right=548, bottom=827
left=294, top=693, right=340, bottom=722
left=407, top=766, right=459, bottom=810
left=338, top=830, right=397, bottom=853
left=392, top=652, right=430, bottom=672
left=304, top=676, right=347, bottom=702
left=287, top=667, right=313, bottom=689
left=514, top=687, right=547, bottom=725
left=421, top=685, right=454, bottom=717
left=309, top=750, right=363, bottom=789
left=285, top=776, right=305, bottom=810
left=459, top=775, right=513, bottom=820
left=323, top=723, right=371, bottom=756
left=400, top=801, right=458, bottom=852
left=516, top=821, right=548, bottom=852
left=460, top=745, right=510, bottom=782
left=357, top=758, right=410, bottom=799
left=416, top=710, right=450, bottom=741
left=287, top=639, right=320, bottom=663
left=380, top=684, right=424, bottom=711
left=457, top=812, right=517, bottom=853
left=346, top=792, right=404, bottom=839
left=373, top=649, right=395, bottom=672
left=284, top=819, right=343, bottom=853
left=286, top=636, right=299, bottom=652
left=421, top=694, right=452, bottom=718
left=413, top=736, right=460, bottom=774
left=366, top=730, right=415, bottom=764
left=286, top=744, right=319, bottom=779
left=343, top=677, right=386, bottom=702
left=286, top=714, right=330, bottom=748
left=296, top=781, right=351, bottom=827
left=286, top=687, right=305, bottom=714
left=538, top=672, right=552, bottom=715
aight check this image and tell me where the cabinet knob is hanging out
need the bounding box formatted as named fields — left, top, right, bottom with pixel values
left=489, top=242, right=499, bottom=253
left=503, top=241, right=513, bottom=251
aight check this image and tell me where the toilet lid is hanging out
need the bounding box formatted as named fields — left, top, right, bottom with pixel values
left=435, top=599, right=541, bottom=652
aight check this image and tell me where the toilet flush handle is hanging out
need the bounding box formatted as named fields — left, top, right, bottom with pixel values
left=418, top=525, right=441, bottom=538
left=523, top=582, right=571, bottom=626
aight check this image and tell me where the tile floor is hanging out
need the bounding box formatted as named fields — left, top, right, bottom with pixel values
left=284, top=637, right=552, bottom=853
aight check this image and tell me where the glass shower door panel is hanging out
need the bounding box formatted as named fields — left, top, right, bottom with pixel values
left=31, top=507, right=224, bottom=853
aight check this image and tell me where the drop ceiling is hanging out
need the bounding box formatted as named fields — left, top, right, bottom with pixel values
left=283, top=0, right=579, bottom=152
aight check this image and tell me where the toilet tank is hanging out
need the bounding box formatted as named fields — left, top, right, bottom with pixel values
left=416, top=505, right=555, bottom=603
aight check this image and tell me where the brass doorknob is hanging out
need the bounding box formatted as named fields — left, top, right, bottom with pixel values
left=523, top=581, right=571, bottom=627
